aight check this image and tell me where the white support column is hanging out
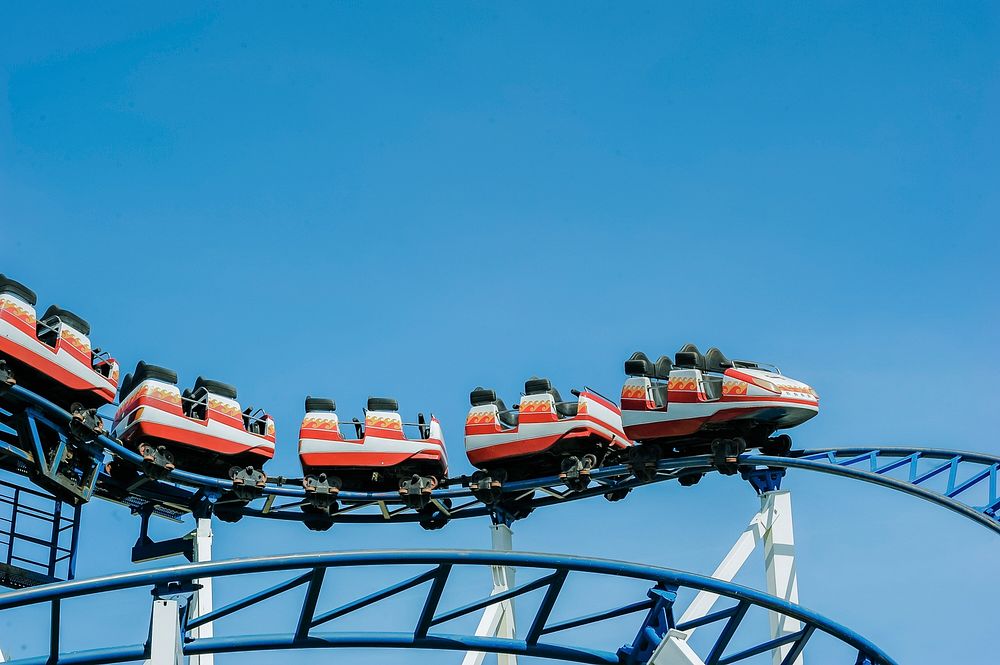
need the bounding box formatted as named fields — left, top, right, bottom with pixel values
left=189, top=517, right=214, bottom=665
left=148, top=599, right=184, bottom=665
left=462, top=523, right=517, bottom=665
left=648, top=630, right=707, bottom=665
left=676, top=512, right=766, bottom=632
left=761, top=491, right=802, bottom=665
left=668, top=490, right=803, bottom=665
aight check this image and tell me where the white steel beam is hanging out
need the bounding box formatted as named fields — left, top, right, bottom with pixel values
left=189, top=518, right=214, bottom=665
left=761, top=491, right=802, bottom=665
left=667, top=490, right=803, bottom=665
left=463, top=523, right=517, bottom=665
left=648, top=630, right=707, bottom=665
left=148, top=599, right=183, bottom=665
left=676, top=512, right=766, bottom=632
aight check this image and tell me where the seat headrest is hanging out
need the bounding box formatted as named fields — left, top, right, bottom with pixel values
left=624, top=351, right=654, bottom=377
left=675, top=351, right=706, bottom=369
left=194, top=377, right=238, bottom=400
left=705, top=347, right=734, bottom=373
left=118, top=372, right=134, bottom=399
left=367, top=396, right=399, bottom=412
left=42, top=304, right=91, bottom=336
left=305, top=396, right=336, bottom=413
left=133, top=361, right=178, bottom=386
left=654, top=355, right=673, bottom=379
left=0, top=274, right=37, bottom=307
left=524, top=377, right=553, bottom=395
left=470, top=387, right=498, bottom=407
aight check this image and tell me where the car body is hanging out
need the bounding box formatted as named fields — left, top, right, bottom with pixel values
left=112, top=361, right=275, bottom=476
left=0, top=274, right=118, bottom=409
left=465, top=377, right=631, bottom=480
left=620, top=345, right=818, bottom=452
left=298, top=396, right=448, bottom=492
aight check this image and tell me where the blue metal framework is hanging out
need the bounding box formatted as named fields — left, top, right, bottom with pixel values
left=748, top=448, right=1000, bottom=535
left=0, top=550, right=896, bottom=665
left=2, top=383, right=999, bottom=538
left=0, top=399, right=102, bottom=505
left=0, top=476, right=80, bottom=588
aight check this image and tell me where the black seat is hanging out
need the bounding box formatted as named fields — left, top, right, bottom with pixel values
left=471, top=387, right=499, bottom=407
left=118, top=372, right=134, bottom=401
left=0, top=274, right=37, bottom=306
left=625, top=351, right=654, bottom=377
left=524, top=377, right=578, bottom=419
left=367, top=396, right=399, bottom=412
left=194, top=377, right=238, bottom=400
left=705, top=347, right=734, bottom=373
left=675, top=343, right=706, bottom=370
left=497, top=401, right=520, bottom=428
left=654, top=355, right=672, bottom=380
left=471, top=387, right=519, bottom=428
left=133, top=361, right=178, bottom=385
left=525, top=377, right=560, bottom=399
left=305, top=396, right=336, bottom=412
left=556, top=401, right=579, bottom=418
left=40, top=304, right=91, bottom=336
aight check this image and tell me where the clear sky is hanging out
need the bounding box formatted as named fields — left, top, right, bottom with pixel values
left=1, top=2, right=998, bottom=663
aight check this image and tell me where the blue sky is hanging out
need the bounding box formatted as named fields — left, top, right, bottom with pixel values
left=1, top=2, right=998, bottom=663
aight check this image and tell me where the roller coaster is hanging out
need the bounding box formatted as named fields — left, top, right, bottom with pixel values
left=0, top=274, right=995, bottom=664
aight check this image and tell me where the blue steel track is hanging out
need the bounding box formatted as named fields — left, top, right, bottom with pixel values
left=0, top=550, right=897, bottom=665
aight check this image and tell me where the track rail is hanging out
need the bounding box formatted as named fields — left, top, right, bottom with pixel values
left=0, top=549, right=896, bottom=665
left=3, top=383, right=999, bottom=535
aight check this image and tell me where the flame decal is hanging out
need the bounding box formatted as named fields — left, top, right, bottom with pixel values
left=302, top=416, right=339, bottom=430
left=519, top=399, right=552, bottom=413
left=621, top=385, right=646, bottom=400
left=466, top=411, right=496, bottom=425
left=209, top=399, right=243, bottom=420
left=723, top=379, right=748, bottom=396
left=668, top=377, right=697, bottom=391
left=3, top=301, right=35, bottom=327
left=366, top=415, right=403, bottom=431
left=60, top=328, right=91, bottom=355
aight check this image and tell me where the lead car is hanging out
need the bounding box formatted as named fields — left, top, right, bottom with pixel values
left=620, top=344, right=819, bottom=475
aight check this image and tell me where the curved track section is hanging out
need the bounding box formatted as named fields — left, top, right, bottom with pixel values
left=3, top=383, right=999, bottom=535
left=0, top=550, right=895, bottom=665
left=750, top=448, right=1000, bottom=535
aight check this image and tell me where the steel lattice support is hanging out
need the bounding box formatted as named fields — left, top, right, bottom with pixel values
left=0, top=550, right=895, bottom=665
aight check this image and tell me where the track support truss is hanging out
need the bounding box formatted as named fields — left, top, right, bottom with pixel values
left=0, top=550, right=894, bottom=665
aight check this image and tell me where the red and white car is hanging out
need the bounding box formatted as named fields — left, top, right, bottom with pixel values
left=298, top=396, right=448, bottom=493
left=112, top=361, right=275, bottom=479
left=464, top=377, right=632, bottom=482
left=0, top=274, right=119, bottom=409
left=620, top=344, right=818, bottom=455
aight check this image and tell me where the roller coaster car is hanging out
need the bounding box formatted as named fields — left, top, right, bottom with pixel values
left=620, top=345, right=819, bottom=462
left=0, top=274, right=119, bottom=411
left=298, top=396, right=448, bottom=511
left=112, top=361, right=275, bottom=484
left=464, top=378, right=632, bottom=490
